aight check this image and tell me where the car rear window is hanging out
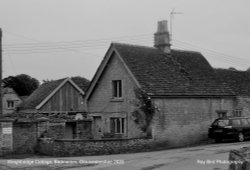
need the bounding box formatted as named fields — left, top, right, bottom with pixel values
left=231, top=119, right=241, bottom=126
left=213, top=120, right=229, bottom=127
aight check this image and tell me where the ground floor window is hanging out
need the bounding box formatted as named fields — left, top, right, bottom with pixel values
left=110, top=117, right=125, bottom=134
left=233, top=109, right=242, bottom=117
left=216, top=110, right=227, bottom=118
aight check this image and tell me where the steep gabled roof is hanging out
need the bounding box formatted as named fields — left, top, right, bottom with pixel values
left=215, top=68, right=250, bottom=96
left=86, top=43, right=234, bottom=99
left=19, top=77, right=90, bottom=110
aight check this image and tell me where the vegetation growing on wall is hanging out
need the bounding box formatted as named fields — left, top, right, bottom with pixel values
left=132, top=88, right=155, bottom=133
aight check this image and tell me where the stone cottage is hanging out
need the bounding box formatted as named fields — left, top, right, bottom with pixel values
left=85, top=21, right=236, bottom=146
left=2, top=87, right=23, bottom=114
left=215, top=68, right=250, bottom=117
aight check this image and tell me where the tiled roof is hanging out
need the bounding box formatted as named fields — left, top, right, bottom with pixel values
left=215, top=68, right=250, bottom=96
left=19, top=77, right=90, bottom=110
left=113, top=43, right=234, bottom=96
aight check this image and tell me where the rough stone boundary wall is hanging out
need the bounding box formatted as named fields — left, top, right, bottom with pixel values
left=229, top=147, right=250, bottom=170
left=36, top=138, right=154, bottom=156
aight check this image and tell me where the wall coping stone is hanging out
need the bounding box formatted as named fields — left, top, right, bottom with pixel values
left=54, top=137, right=152, bottom=142
left=0, top=118, right=15, bottom=122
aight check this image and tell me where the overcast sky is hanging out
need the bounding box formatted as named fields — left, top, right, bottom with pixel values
left=1, top=0, right=250, bottom=82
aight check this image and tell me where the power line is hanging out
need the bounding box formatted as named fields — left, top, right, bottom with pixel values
left=3, top=29, right=249, bottom=69
left=3, top=30, right=152, bottom=46
left=3, top=33, right=153, bottom=55
left=172, top=39, right=250, bottom=68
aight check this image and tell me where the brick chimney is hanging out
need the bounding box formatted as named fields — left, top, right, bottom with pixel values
left=154, top=20, right=171, bottom=53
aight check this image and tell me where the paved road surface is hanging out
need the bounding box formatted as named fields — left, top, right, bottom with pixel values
left=0, top=141, right=249, bottom=170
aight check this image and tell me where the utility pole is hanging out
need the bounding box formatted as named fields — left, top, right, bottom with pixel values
left=170, top=8, right=183, bottom=42
left=0, top=28, right=2, bottom=114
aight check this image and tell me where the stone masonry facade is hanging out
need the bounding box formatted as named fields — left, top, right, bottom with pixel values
left=36, top=138, right=154, bottom=156
left=152, top=97, right=234, bottom=146
left=87, top=53, right=146, bottom=139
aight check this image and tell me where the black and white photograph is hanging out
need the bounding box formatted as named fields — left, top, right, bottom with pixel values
left=0, top=0, right=250, bottom=169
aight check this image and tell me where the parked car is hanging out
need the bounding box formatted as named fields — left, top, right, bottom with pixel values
left=208, top=117, right=250, bottom=142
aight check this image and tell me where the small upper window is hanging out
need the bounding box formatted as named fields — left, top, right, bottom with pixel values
left=112, top=80, right=122, bottom=98
left=7, top=101, right=15, bottom=109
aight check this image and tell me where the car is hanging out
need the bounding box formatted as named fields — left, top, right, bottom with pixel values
left=208, top=117, right=250, bottom=142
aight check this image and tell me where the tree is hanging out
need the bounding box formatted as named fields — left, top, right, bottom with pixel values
left=228, top=67, right=237, bottom=71
left=3, top=74, right=40, bottom=96
left=42, top=79, right=54, bottom=83
left=246, top=67, right=250, bottom=72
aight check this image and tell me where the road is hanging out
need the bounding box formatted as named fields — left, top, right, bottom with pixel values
left=0, top=141, right=249, bottom=170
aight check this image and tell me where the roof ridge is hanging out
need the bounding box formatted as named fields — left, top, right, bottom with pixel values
left=171, top=49, right=201, bottom=54
left=215, top=68, right=249, bottom=73
left=112, top=42, right=202, bottom=54
left=111, top=42, right=157, bottom=50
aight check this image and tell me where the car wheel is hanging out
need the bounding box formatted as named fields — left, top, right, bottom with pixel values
left=238, top=132, right=244, bottom=142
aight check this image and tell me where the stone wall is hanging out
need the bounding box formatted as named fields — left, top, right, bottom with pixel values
left=152, top=97, right=234, bottom=146
left=12, top=122, right=37, bottom=154
left=0, top=119, right=93, bottom=155
left=37, top=138, right=154, bottom=156
left=76, top=120, right=92, bottom=139
left=229, top=147, right=250, bottom=170
left=0, top=121, right=13, bottom=155
left=45, top=121, right=65, bottom=139
left=38, top=120, right=92, bottom=140
left=235, top=96, right=250, bottom=117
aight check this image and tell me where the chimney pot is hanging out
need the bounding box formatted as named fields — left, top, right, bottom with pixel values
left=154, top=20, right=171, bottom=53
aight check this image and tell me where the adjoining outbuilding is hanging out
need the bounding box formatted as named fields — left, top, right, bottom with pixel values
left=215, top=68, right=250, bottom=117
left=0, top=76, right=92, bottom=156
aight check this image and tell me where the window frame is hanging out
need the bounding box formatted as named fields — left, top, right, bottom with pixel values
left=112, top=80, right=122, bottom=98
left=110, top=117, right=125, bottom=134
left=7, top=100, right=15, bottom=109
left=233, top=109, right=242, bottom=117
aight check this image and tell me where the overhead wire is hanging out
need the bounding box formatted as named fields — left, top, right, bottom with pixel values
left=172, top=39, right=250, bottom=68
left=3, top=34, right=153, bottom=55
left=2, top=29, right=248, bottom=69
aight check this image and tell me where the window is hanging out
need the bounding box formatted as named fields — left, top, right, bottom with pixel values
left=217, top=112, right=227, bottom=118
left=7, top=100, right=15, bottom=109
left=112, top=80, right=122, bottom=98
left=233, top=109, right=242, bottom=117
left=110, top=118, right=125, bottom=134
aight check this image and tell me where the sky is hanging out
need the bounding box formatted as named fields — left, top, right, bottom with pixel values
left=0, top=0, right=250, bottom=82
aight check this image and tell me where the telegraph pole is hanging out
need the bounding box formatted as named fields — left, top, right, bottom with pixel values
left=0, top=28, right=2, bottom=114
